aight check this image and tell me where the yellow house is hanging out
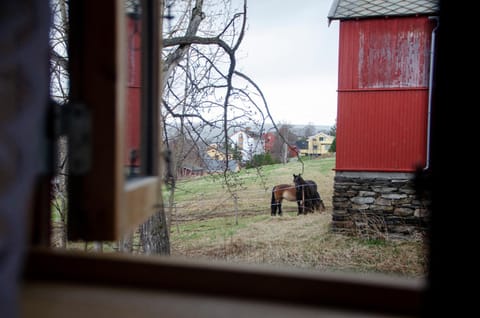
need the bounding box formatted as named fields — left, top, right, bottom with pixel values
left=206, top=144, right=232, bottom=160
left=306, top=132, right=334, bottom=156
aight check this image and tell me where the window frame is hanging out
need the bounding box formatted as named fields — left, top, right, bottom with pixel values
left=24, top=246, right=425, bottom=316
left=65, top=0, right=162, bottom=241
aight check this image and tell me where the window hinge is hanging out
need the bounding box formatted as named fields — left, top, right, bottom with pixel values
left=54, top=102, right=92, bottom=175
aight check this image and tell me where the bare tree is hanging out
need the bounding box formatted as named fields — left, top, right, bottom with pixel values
left=150, top=1, right=313, bottom=253
left=304, top=123, right=316, bottom=138
left=329, top=121, right=337, bottom=136
left=152, top=0, right=278, bottom=248
left=49, top=0, right=69, bottom=248
left=49, top=0, right=288, bottom=254
left=140, top=0, right=257, bottom=254
left=270, top=123, right=297, bottom=164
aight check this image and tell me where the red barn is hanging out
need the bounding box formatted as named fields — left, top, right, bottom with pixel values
left=263, top=132, right=275, bottom=153
left=263, top=132, right=299, bottom=159
left=328, top=0, right=439, bottom=236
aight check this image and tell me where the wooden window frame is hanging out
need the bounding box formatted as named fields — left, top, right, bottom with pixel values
left=66, top=0, right=161, bottom=241
left=24, top=247, right=424, bottom=317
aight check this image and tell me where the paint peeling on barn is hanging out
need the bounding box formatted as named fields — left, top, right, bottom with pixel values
left=328, top=0, right=438, bottom=237
left=355, top=18, right=431, bottom=89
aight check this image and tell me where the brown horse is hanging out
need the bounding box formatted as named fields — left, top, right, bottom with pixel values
left=271, top=184, right=299, bottom=216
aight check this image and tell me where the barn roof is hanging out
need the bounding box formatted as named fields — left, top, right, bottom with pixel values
left=328, top=0, right=439, bottom=22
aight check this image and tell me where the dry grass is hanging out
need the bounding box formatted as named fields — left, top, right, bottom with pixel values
left=170, top=211, right=428, bottom=278
left=53, top=155, right=428, bottom=278
left=170, top=156, right=428, bottom=279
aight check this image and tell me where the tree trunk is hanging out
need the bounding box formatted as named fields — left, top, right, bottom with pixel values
left=138, top=0, right=205, bottom=256
left=119, top=232, right=134, bottom=253
left=140, top=209, right=170, bottom=255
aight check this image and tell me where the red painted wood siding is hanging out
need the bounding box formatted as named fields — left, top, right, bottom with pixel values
left=337, top=89, right=428, bottom=171
left=125, top=16, right=142, bottom=166
left=336, top=16, right=434, bottom=172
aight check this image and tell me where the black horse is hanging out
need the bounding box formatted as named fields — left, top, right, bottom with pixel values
left=292, top=174, right=325, bottom=214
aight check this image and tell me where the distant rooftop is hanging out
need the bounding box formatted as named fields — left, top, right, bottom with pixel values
left=328, top=0, right=439, bottom=22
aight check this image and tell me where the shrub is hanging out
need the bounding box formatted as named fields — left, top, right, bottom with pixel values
left=245, top=153, right=278, bottom=168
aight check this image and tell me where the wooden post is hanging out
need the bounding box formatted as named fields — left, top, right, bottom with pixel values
left=302, top=185, right=305, bottom=214
left=234, top=194, right=239, bottom=225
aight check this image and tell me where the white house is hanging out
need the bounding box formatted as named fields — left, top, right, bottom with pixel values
left=229, top=129, right=264, bottom=162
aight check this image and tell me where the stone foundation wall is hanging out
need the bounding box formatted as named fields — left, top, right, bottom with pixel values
left=331, top=171, right=430, bottom=238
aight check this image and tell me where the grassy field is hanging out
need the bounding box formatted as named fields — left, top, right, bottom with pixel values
left=169, top=155, right=429, bottom=278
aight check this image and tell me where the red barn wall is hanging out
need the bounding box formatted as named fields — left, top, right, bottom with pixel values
left=336, top=16, right=434, bottom=172
left=125, top=16, right=142, bottom=166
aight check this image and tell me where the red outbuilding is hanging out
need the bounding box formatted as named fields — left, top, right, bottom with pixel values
left=328, top=0, right=439, bottom=235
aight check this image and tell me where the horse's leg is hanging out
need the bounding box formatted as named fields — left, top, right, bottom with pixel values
left=297, top=200, right=303, bottom=215
left=307, top=187, right=318, bottom=213
left=271, top=205, right=275, bottom=216
left=278, top=200, right=282, bottom=216
left=295, top=186, right=303, bottom=215
left=294, top=186, right=299, bottom=215
left=301, top=187, right=307, bottom=215
left=309, top=187, right=318, bottom=211
left=296, top=196, right=304, bottom=215
left=271, top=191, right=277, bottom=216
left=314, top=191, right=321, bottom=211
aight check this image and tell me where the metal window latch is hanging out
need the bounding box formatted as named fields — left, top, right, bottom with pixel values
left=54, top=102, right=92, bottom=175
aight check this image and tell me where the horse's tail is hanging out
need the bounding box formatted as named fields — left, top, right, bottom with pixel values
left=313, top=191, right=321, bottom=211
left=271, top=186, right=276, bottom=214
left=319, top=199, right=326, bottom=211
left=304, top=180, right=325, bottom=212
left=313, top=191, right=325, bottom=212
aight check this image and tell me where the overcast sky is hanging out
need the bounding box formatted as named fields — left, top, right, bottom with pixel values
left=236, top=0, right=339, bottom=127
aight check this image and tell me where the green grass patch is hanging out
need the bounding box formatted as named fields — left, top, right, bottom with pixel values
left=171, top=214, right=269, bottom=243
left=173, top=156, right=335, bottom=200
left=361, top=238, right=388, bottom=247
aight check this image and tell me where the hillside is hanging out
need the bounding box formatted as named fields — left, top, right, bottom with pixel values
left=165, top=123, right=334, bottom=144
left=169, top=156, right=428, bottom=278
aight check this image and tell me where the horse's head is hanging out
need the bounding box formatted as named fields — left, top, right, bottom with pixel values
left=293, top=173, right=304, bottom=185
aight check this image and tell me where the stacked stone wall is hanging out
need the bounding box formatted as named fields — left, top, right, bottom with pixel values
left=331, top=172, right=430, bottom=238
